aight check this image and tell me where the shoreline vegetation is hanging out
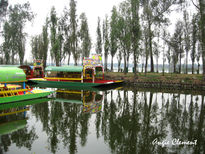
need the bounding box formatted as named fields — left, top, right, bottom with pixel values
left=104, top=72, right=205, bottom=91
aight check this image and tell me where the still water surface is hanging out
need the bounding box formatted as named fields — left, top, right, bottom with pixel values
left=0, top=88, right=204, bottom=154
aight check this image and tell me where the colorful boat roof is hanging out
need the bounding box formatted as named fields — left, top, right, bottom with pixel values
left=0, top=67, right=26, bottom=83
left=45, top=66, right=83, bottom=72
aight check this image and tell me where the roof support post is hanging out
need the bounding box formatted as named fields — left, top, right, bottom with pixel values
left=92, top=70, right=95, bottom=83
left=81, top=72, right=83, bottom=83
left=23, top=82, right=26, bottom=94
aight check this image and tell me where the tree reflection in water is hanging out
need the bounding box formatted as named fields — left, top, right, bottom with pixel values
left=0, top=90, right=204, bottom=154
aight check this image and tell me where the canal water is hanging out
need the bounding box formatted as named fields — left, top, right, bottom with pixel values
left=0, top=87, right=204, bottom=154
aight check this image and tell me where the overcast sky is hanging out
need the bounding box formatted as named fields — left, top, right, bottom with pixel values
left=9, top=0, right=124, bottom=62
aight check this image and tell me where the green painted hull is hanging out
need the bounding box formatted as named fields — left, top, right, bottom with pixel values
left=0, top=98, right=50, bottom=111
left=29, top=79, right=123, bottom=91
left=29, top=80, right=101, bottom=91
left=0, top=91, right=52, bottom=104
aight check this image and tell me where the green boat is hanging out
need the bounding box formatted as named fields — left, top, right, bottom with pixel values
left=0, top=119, right=27, bottom=135
left=0, top=98, right=50, bottom=111
left=29, top=65, right=123, bottom=89
left=0, top=67, right=53, bottom=104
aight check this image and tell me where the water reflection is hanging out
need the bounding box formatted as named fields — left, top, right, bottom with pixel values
left=0, top=99, right=45, bottom=153
left=0, top=89, right=204, bottom=154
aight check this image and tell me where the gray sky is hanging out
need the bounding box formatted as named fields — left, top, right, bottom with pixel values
left=9, top=0, right=124, bottom=62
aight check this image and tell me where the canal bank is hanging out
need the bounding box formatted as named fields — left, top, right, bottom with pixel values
left=104, top=72, right=205, bottom=91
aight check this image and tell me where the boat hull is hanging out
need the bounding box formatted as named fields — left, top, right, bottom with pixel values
left=29, top=78, right=123, bottom=90
left=0, top=90, right=53, bottom=104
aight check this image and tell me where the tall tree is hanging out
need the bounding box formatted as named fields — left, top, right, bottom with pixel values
left=110, top=6, right=118, bottom=71
left=131, top=0, right=140, bottom=77
left=79, top=12, right=91, bottom=62
left=118, top=1, right=132, bottom=74
left=69, top=0, right=78, bottom=65
left=96, top=17, right=102, bottom=55
left=169, top=20, right=184, bottom=73
left=31, top=19, right=49, bottom=68
left=3, top=2, right=34, bottom=65
left=198, top=0, right=205, bottom=80
left=61, top=7, right=71, bottom=65
left=49, top=7, right=60, bottom=66
left=42, top=18, right=49, bottom=68
left=2, top=21, right=11, bottom=64
left=140, top=0, right=181, bottom=72
left=31, top=35, right=42, bottom=60
left=183, top=10, right=191, bottom=74
left=191, top=13, right=198, bottom=74
left=102, top=15, right=110, bottom=72
left=0, top=0, right=8, bottom=26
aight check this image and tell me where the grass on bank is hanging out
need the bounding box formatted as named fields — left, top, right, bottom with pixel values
left=104, top=72, right=204, bottom=84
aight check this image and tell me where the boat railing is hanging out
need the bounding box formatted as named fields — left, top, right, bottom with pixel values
left=45, top=77, right=82, bottom=81
left=0, top=89, right=28, bottom=97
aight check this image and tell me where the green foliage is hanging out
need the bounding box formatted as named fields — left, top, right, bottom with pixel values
left=79, top=13, right=91, bottom=60
left=110, top=6, right=119, bottom=71
left=69, top=0, right=78, bottom=66
left=2, top=2, right=34, bottom=65
left=103, top=15, right=110, bottom=71
left=31, top=20, right=49, bottom=68
left=96, top=17, right=102, bottom=55
left=49, top=6, right=60, bottom=66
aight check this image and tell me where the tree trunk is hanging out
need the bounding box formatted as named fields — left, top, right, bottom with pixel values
left=186, top=50, right=188, bottom=74
left=192, top=60, right=194, bottom=74
left=156, top=55, right=159, bottom=73
left=199, top=0, right=205, bottom=80
left=68, top=54, right=71, bottom=65
left=145, top=51, right=148, bottom=76
left=111, top=56, right=114, bottom=72
left=127, top=54, right=130, bottom=73
left=104, top=54, right=108, bottom=72
left=141, top=59, right=144, bottom=73
left=148, top=22, right=154, bottom=72
left=118, top=57, right=121, bottom=72
left=174, top=62, right=176, bottom=73
left=197, top=63, right=200, bottom=74
left=124, top=51, right=127, bottom=74
left=179, top=53, right=182, bottom=74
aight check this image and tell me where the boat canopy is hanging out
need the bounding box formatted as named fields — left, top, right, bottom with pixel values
left=0, top=67, right=26, bottom=83
left=45, top=66, right=83, bottom=73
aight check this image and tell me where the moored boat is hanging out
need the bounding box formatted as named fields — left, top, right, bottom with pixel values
left=0, top=67, right=53, bottom=104
left=29, top=54, right=123, bottom=88
left=19, top=59, right=44, bottom=79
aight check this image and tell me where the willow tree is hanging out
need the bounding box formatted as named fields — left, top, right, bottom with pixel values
left=79, top=12, right=91, bottom=62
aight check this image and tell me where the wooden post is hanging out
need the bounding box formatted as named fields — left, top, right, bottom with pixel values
left=81, top=72, right=83, bottom=83
left=92, top=69, right=95, bottom=83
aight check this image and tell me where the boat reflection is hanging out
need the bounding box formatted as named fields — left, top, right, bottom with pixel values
left=0, top=98, right=50, bottom=135
left=55, top=90, right=103, bottom=114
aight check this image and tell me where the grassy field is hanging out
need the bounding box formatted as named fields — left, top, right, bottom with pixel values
left=104, top=72, right=204, bottom=84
